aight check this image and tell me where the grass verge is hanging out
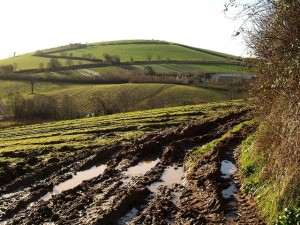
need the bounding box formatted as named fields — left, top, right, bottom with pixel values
left=240, top=134, right=300, bottom=224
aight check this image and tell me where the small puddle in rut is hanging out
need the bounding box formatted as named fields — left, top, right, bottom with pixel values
left=221, top=160, right=237, bottom=179
left=220, top=147, right=238, bottom=219
left=148, top=165, right=184, bottom=204
left=121, top=158, right=160, bottom=187
left=41, top=164, right=107, bottom=201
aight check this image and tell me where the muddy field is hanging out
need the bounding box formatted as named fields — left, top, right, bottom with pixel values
left=0, top=106, right=265, bottom=224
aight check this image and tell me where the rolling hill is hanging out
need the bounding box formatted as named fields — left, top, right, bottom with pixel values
left=0, top=40, right=244, bottom=73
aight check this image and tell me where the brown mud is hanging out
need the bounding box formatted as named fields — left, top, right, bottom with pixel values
left=0, top=110, right=265, bottom=224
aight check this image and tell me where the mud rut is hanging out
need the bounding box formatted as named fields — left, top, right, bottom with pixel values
left=0, top=111, right=264, bottom=225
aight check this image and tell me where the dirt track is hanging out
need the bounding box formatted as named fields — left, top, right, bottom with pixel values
left=0, top=110, right=265, bottom=225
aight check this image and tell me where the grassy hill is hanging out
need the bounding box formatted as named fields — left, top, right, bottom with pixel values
left=0, top=40, right=244, bottom=73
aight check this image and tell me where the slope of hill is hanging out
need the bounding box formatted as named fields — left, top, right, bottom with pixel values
left=50, top=42, right=237, bottom=62
left=0, top=80, right=234, bottom=118
left=0, top=40, right=243, bottom=73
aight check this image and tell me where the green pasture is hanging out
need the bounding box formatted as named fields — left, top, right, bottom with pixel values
left=50, top=43, right=237, bottom=62
left=0, top=54, right=95, bottom=71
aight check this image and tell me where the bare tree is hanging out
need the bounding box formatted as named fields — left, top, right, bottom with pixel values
left=7, top=91, right=23, bottom=116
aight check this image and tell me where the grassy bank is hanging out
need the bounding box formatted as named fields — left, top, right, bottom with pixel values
left=240, top=133, right=300, bottom=224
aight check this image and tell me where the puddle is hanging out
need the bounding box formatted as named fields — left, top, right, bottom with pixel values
left=220, top=148, right=239, bottom=220
left=118, top=207, right=138, bottom=224
left=41, top=164, right=107, bottom=201
left=220, top=158, right=237, bottom=199
left=147, top=166, right=184, bottom=193
left=220, top=160, right=237, bottom=179
left=1, top=190, right=24, bottom=199
left=121, top=159, right=159, bottom=186
left=221, top=182, right=237, bottom=199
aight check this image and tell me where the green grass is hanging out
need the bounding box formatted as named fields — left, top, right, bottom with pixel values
left=92, top=40, right=240, bottom=59
left=0, top=80, right=73, bottom=99
left=0, top=54, right=95, bottom=71
left=240, top=134, right=300, bottom=224
left=50, top=43, right=237, bottom=62
left=240, top=134, right=276, bottom=223
left=192, top=120, right=256, bottom=155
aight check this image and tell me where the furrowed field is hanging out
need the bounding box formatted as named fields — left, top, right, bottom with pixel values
left=0, top=80, right=235, bottom=119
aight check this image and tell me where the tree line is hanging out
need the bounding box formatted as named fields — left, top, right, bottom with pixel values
left=3, top=92, right=80, bottom=121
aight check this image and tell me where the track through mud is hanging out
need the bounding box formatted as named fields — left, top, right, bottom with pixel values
left=0, top=110, right=264, bottom=224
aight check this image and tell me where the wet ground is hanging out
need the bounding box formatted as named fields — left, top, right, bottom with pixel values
left=0, top=110, right=265, bottom=224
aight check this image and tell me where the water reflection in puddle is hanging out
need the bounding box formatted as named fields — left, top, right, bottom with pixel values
left=121, top=159, right=159, bottom=186
left=220, top=160, right=236, bottom=179
left=220, top=158, right=237, bottom=199
left=41, top=164, right=107, bottom=201
left=118, top=207, right=138, bottom=224
left=147, top=166, right=184, bottom=193
left=221, top=182, right=237, bottom=199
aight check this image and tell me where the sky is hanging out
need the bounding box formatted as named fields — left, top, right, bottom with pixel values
left=0, top=0, right=248, bottom=60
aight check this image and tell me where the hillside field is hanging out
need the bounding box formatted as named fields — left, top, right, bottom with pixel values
left=50, top=42, right=237, bottom=62
left=0, top=80, right=235, bottom=118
